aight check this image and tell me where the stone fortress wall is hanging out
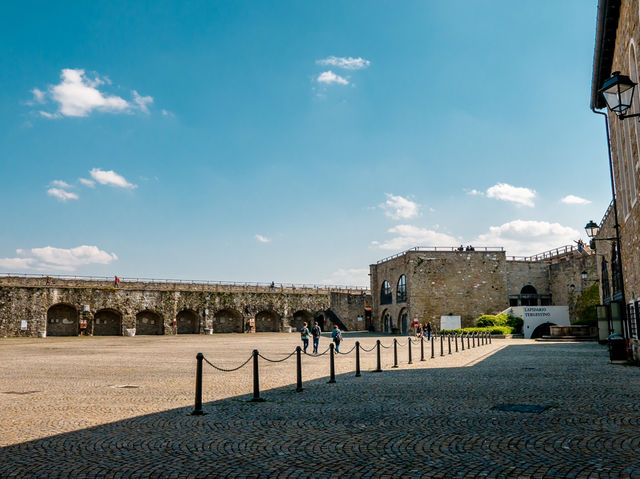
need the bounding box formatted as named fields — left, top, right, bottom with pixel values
left=370, top=246, right=597, bottom=332
left=0, top=276, right=369, bottom=337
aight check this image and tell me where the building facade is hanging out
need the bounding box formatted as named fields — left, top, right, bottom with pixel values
left=591, top=0, right=640, bottom=355
left=370, top=246, right=596, bottom=334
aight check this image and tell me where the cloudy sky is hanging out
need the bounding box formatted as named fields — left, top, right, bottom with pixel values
left=0, top=1, right=610, bottom=286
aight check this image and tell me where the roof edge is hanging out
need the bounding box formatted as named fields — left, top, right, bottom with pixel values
left=591, top=0, right=621, bottom=110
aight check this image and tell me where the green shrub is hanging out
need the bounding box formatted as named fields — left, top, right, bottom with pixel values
left=440, top=326, right=513, bottom=335
left=474, top=313, right=523, bottom=333
left=573, top=283, right=599, bottom=326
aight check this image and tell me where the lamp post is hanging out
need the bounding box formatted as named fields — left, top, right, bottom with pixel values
left=589, top=70, right=638, bottom=340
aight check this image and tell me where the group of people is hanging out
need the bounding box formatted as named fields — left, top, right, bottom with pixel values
left=415, top=322, right=433, bottom=340
left=457, top=245, right=475, bottom=251
left=299, top=322, right=343, bottom=353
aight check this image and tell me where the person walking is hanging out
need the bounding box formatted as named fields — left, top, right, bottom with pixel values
left=416, top=323, right=423, bottom=338
left=426, top=322, right=432, bottom=341
left=331, top=324, right=342, bottom=353
left=311, top=321, right=322, bottom=353
left=300, top=322, right=310, bottom=353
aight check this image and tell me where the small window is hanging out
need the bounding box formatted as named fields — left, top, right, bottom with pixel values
left=397, top=275, right=407, bottom=303
left=380, top=281, right=392, bottom=305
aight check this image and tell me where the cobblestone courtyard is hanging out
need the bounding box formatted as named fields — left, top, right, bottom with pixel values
left=1, top=334, right=639, bottom=478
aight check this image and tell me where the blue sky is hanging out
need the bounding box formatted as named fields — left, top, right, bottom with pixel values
left=0, top=1, right=610, bottom=286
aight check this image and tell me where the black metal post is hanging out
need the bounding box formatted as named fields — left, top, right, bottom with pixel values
left=455, top=334, right=459, bottom=352
left=328, top=343, right=336, bottom=383
left=440, top=334, right=444, bottom=356
left=489, top=332, right=492, bottom=344
left=374, top=340, right=382, bottom=372
left=251, top=349, right=264, bottom=402
left=461, top=333, right=465, bottom=351
left=355, top=341, right=361, bottom=377
left=431, top=335, right=435, bottom=358
left=408, top=338, right=413, bottom=364
left=393, top=338, right=399, bottom=368
left=296, top=346, right=303, bottom=392
left=472, top=333, right=475, bottom=348
left=420, top=336, right=425, bottom=361
left=467, top=333, right=470, bottom=349
left=191, top=352, right=205, bottom=416
left=447, top=334, right=452, bottom=354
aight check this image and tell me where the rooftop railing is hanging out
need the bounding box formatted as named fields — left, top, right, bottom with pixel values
left=0, top=272, right=370, bottom=293
left=376, top=246, right=504, bottom=264
left=507, top=245, right=588, bottom=262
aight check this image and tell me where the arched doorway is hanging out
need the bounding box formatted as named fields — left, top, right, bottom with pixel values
left=531, top=322, right=555, bottom=339
left=213, top=309, right=243, bottom=333
left=255, top=310, right=280, bottom=332
left=47, top=304, right=78, bottom=336
left=94, top=309, right=122, bottom=336
left=520, top=285, right=538, bottom=306
left=136, top=310, right=164, bottom=335
left=177, top=309, right=199, bottom=334
left=292, top=310, right=314, bottom=331
left=382, top=309, right=391, bottom=333
left=315, top=313, right=325, bottom=331
left=399, top=308, right=408, bottom=335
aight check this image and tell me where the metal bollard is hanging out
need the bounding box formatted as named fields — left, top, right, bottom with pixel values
left=355, top=341, right=361, bottom=377
left=461, top=333, right=465, bottom=351
left=374, top=340, right=382, bottom=372
left=431, top=335, right=435, bottom=358
left=472, top=333, right=475, bottom=348
left=296, top=346, right=303, bottom=392
left=455, top=334, right=459, bottom=352
left=393, top=338, right=399, bottom=368
left=328, top=343, right=336, bottom=383
left=489, top=332, right=492, bottom=344
left=440, top=334, right=444, bottom=357
left=191, top=352, right=205, bottom=415
left=420, top=336, right=425, bottom=361
left=467, top=333, right=470, bottom=349
left=251, top=349, right=264, bottom=402
left=447, top=334, right=452, bottom=354
left=408, top=338, right=413, bottom=364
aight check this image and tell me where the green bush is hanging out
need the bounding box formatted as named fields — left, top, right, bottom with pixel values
left=573, top=283, right=599, bottom=326
left=474, top=313, right=523, bottom=334
left=440, top=326, right=513, bottom=335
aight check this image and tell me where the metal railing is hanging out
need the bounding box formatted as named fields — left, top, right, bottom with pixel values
left=0, top=272, right=370, bottom=293
left=507, top=245, right=589, bottom=262
left=376, top=246, right=505, bottom=264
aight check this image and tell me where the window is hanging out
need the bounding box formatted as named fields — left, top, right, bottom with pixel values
left=611, top=245, right=623, bottom=300
left=380, top=280, right=392, bottom=305
left=601, top=258, right=611, bottom=303
left=396, top=275, right=407, bottom=303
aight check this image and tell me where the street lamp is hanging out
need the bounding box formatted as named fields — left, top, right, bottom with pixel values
left=599, top=71, right=639, bottom=118
left=581, top=270, right=588, bottom=283
left=584, top=220, right=600, bottom=238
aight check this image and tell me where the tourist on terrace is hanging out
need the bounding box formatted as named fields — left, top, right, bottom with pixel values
left=425, top=322, right=432, bottom=341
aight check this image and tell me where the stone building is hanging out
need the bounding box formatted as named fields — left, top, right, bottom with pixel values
left=370, top=245, right=596, bottom=334
left=591, top=0, right=640, bottom=355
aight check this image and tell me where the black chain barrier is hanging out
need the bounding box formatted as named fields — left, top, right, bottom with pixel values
left=191, top=331, right=495, bottom=414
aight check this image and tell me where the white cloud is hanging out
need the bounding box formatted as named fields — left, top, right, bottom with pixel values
left=486, top=183, right=536, bottom=207
left=33, top=69, right=154, bottom=118
left=381, top=193, right=419, bottom=220
left=133, top=90, right=153, bottom=114
left=473, top=220, right=580, bottom=256
left=255, top=234, right=270, bottom=243
left=316, top=56, right=371, bottom=70
left=51, top=180, right=72, bottom=188
left=0, top=245, right=117, bottom=272
left=49, top=69, right=130, bottom=117
left=321, top=268, right=370, bottom=287
left=466, top=189, right=484, bottom=196
left=372, top=224, right=460, bottom=251
left=31, top=88, right=45, bottom=103
left=79, top=178, right=95, bottom=188
left=317, top=71, right=349, bottom=85
left=561, top=195, right=591, bottom=205
left=89, top=168, right=136, bottom=189
left=47, top=188, right=79, bottom=201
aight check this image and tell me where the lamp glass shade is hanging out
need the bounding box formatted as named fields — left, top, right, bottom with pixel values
left=600, top=72, right=637, bottom=114
left=585, top=220, right=599, bottom=238
left=581, top=271, right=588, bottom=282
